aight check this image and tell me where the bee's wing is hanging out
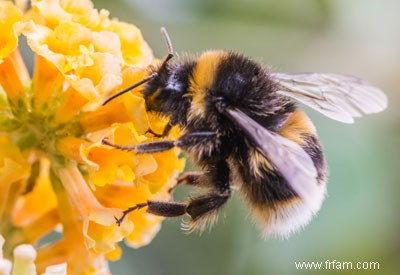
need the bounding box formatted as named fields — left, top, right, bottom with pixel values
left=272, top=73, right=388, bottom=123
left=225, top=108, right=318, bottom=201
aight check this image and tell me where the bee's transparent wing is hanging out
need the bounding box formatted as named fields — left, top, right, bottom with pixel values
left=225, top=108, right=318, bottom=201
left=272, top=73, right=388, bottom=123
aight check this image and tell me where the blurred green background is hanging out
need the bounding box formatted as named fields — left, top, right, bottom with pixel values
left=92, top=0, right=399, bottom=274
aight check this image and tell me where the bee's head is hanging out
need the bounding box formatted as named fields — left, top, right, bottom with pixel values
left=141, top=58, right=195, bottom=114
left=102, top=28, right=192, bottom=120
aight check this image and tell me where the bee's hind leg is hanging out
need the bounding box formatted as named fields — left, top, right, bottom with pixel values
left=115, top=201, right=188, bottom=226
left=183, top=192, right=231, bottom=232
left=183, top=160, right=231, bottom=231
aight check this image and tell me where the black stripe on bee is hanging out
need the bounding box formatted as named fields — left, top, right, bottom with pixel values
left=301, top=134, right=327, bottom=183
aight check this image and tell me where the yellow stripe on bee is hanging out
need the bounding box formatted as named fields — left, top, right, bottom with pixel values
left=278, top=109, right=316, bottom=145
left=250, top=110, right=317, bottom=180
left=248, top=110, right=316, bottom=177
left=249, top=147, right=274, bottom=178
left=188, top=50, right=227, bottom=119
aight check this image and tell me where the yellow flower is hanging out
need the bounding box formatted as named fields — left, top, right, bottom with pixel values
left=0, top=1, right=184, bottom=274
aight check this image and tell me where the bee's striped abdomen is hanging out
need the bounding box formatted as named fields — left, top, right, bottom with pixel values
left=234, top=108, right=327, bottom=237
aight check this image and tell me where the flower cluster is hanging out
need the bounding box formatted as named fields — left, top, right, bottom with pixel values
left=0, top=0, right=184, bottom=274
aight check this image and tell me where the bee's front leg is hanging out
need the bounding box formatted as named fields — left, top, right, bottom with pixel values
left=102, top=131, right=216, bottom=154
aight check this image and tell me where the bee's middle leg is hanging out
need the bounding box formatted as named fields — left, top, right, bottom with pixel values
left=167, top=171, right=205, bottom=193
left=177, top=171, right=204, bottom=185
left=155, top=160, right=232, bottom=230
left=115, top=160, right=231, bottom=229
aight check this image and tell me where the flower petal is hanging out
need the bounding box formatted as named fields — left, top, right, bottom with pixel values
left=53, top=86, right=90, bottom=123
left=0, top=135, right=30, bottom=185
left=105, top=20, right=153, bottom=66
left=13, top=158, right=58, bottom=227
left=31, top=55, right=65, bottom=112
left=81, top=124, right=149, bottom=187
left=92, top=31, right=122, bottom=60
left=25, top=21, right=124, bottom=106
left=94, top=181, right=165, bottom=249
left=0, top=50, right=30, bottom=105
left=0, top=2, right=23, bottom=62
left=59, top=0, right=94, bottom=14
left=42, top=262, right=67, bottom=275
left=78, top=93, right=148, bottom=134
left=55, top=137, right=89, bottom=163
left=31, top=0, right=72, bottom=28
left=55, top=163, right=133, bottom=257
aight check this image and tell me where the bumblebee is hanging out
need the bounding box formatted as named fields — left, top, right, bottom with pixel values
left=102, top=28, right=387, bottom=237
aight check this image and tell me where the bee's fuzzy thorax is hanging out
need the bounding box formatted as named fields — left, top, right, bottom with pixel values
left=187, top=51, right=295, bottom=124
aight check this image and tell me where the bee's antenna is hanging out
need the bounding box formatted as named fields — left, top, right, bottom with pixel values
left=102, top=27, right=173, bottom=106
left=160, top=27, right=174, bottom=67
left=102, top=72, right=158, bottom=106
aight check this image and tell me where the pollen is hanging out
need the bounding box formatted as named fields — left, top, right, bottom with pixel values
left=0, top=1, right=184, bottom=274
